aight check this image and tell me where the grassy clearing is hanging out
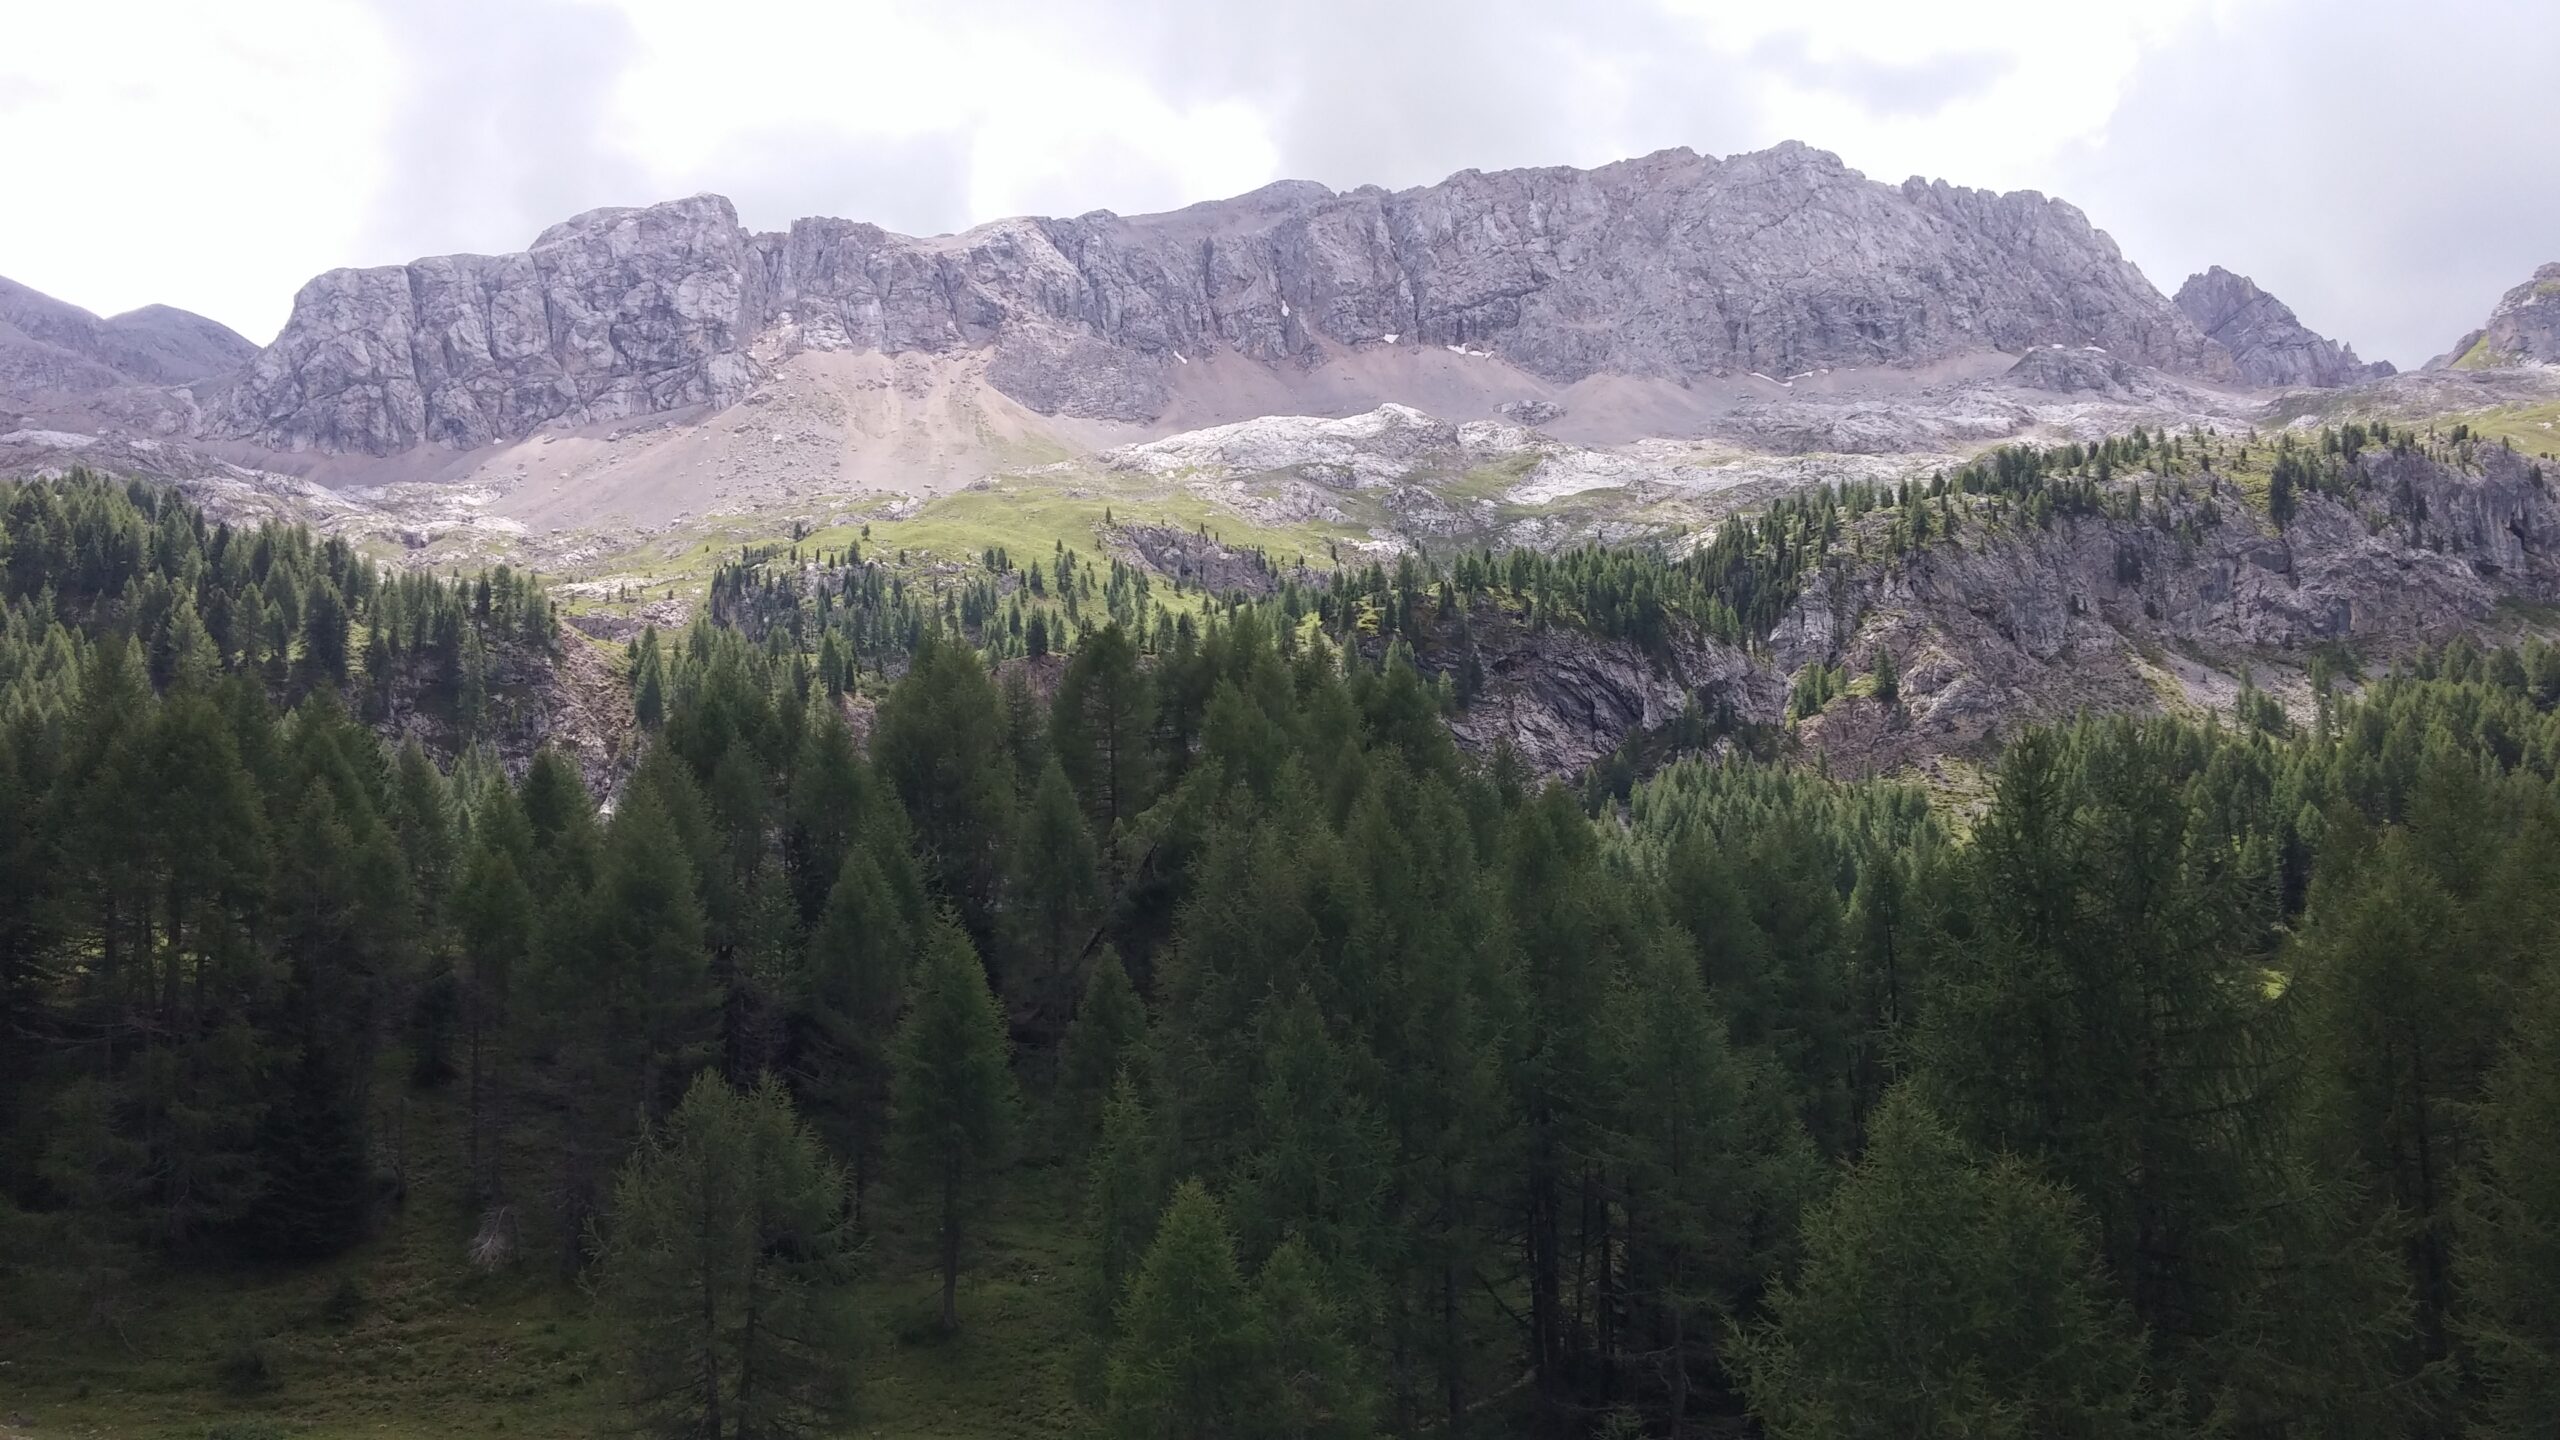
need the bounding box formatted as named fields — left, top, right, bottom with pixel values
left=2451, top=333, right=2513, bottom=371
left=1, top=1074, right=1091, bottom=1440
left=2443, top=400, right=2560, bottom=462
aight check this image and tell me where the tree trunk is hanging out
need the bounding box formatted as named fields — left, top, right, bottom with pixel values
left=940, top=1171, right=962, bottom=1333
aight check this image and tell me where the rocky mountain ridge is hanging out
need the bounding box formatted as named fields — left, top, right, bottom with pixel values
left=2173, top=266, right=2392, bottom=388
left=0, top=275, right=257, bottom=400
left=2434, top=261, right=2560, bottom=371
left=213, top=143, right=2252, bottom=456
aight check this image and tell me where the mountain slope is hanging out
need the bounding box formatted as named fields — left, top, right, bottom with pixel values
left=2433, top=261, right=2560, bottom=370
left=216, top=143, right=2236, bottom=457
left=0, top=274, right=256, bottom=399
left=2172, top=265, right=2391, bottom=388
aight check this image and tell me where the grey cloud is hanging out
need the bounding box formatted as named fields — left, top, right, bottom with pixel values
left=1746, top=32, right=2012, bottom=118
left=2056, top=0, right=2560, bottom=370
left=904, top=0, right=1763, bottom=197
left=358, top=0, right=649, bottom=264
left=705, top=126, right=977, bottom=238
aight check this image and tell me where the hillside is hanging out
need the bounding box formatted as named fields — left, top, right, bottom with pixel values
left=13, top=452, right=2560, bottom=1437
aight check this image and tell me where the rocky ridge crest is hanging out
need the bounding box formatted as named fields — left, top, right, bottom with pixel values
left=2433, top=262, right=2560, bottom=371
left=2173, top=266, right=2392, bottom=388
left=216, top=143, right=2240, bottom=456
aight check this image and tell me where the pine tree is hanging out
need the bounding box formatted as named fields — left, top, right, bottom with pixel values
left=872, top=634, right=1016, bottom=945
left=1078, top=1074, right=1170, bottom=1405
left=1735, top=1088, right=2169, bottom=1439
left=1007, top=757, right=1103, bottom=1001
left=1101, top=1179, right=1259, bottom=1439
left=889, top=917, right=1018, bottom=1332
left=594, top=1073, right=858, bottom=1440
left=798, top=845, right=916, bottom=1223
left=1051, top=623, right=1156, bottom=847
left=1059, top=949, right=1147, bottom=1137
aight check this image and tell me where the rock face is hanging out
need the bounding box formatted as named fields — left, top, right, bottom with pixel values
left=1420, top=439, right=2560, bottom=778
left=1771, top=442, right=2558, bottom=773
left=2433, top=262, right=2560, bottom=370
left=221, top=142, right=2234, bottom=456
left=220, top=195, right=763, bottom=454
left=0, top=275, right=256, bottom=399
left=2171, top=266, right=2391, bottom=388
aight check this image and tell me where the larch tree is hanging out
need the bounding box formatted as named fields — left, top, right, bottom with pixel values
left=889, top=916, right=1018, bottom=1333
left=595, top=1073, right=858, bottom=1440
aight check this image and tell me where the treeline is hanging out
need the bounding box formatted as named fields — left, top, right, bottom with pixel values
left=708, top=532, right=1209, bottom=682
left=0, top=469, right=555, bottom=740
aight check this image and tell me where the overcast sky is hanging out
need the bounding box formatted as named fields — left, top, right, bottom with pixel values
left=5, top=0, right=2553, bottom=367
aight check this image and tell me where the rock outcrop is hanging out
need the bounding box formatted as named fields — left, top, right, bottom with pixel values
left=0, top=275, right=256, bottom=400
left=2432, top=262, right=2560, bottom=371
left=219, top=143, right=2234, bottom=456
left=1414, top=437, right=2560, bottom=778
left=2172, top=266, right=2391, bottom=388
left=220, top=195, right=763, bottom=454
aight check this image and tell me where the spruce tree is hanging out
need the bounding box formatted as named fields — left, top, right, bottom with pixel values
left=1051, top=623, right=1156, bottom=845
left=871, top=634, right=1016, bottom=945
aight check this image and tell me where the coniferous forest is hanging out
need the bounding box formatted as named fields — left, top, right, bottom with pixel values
left=10, top=469, right=2560, bottom=1439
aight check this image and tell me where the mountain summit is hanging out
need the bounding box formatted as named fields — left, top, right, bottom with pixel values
left=0, top=275, right=256, bottom=399
left=2171, top=266, right=2391, bottom=388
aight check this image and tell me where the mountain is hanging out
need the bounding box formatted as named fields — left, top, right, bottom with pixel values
left=2432, top=261, right=2560, bottom=370
left=2171, top=265, right=2392, bottom=388
left=216, top=142, right=2235, bottom=457
left=0, top=274, right=256, bottom=399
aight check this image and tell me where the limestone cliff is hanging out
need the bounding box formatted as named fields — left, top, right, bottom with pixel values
left=219, top=143, right=2234, bottom=455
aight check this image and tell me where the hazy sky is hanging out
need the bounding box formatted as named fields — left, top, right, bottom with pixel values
left=5, top=0, right=2553, bottom=367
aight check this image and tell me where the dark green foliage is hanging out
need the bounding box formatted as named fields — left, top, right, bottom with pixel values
left=889, top=917, right=1019, bottom=1333
left=1736, top=1089, right=2170, bottom=1438
left=15, top=461, right=2560, bottom=1437
left=1059, top=949, right=1146, bottom=1136
left=593, top=1072, right=858, bottom=1439
left=871, top=634, right=1016, bottom=947
left=1099, top=1180, right=1376, bottom=1440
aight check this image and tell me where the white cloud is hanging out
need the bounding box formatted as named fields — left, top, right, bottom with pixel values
left=0, top=0, right=394, bottom=342
left=0, top=0, right=2533, bottom=371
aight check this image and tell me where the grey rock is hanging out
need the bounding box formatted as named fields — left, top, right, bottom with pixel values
left=0, top=274, right=256, bottom=400
left=225, top=143, right=2236, bottom=455
left=2173, top=266, right=2391, bottom=388
left=2001, top=345, right=2145, bottom=397
left=2429, top=262, right=2560, bottom=370
left=221, top=194, right=763, bottom=454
